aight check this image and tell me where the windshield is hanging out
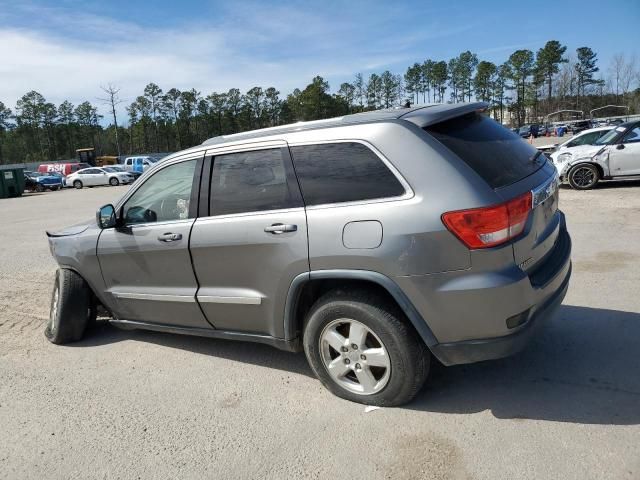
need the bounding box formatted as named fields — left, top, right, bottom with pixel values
left=595, top=128, right=622, bottom=145
left=519, top=126, right=529, bottom=133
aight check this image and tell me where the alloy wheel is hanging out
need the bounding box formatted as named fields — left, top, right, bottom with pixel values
left=319, top=318, right=391, bottom=395
left=572, top=166, right=596, bottom=188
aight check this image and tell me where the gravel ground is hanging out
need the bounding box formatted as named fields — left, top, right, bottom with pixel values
left=1, top=181, right=639, bottom=480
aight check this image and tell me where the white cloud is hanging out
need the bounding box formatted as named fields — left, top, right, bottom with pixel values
left=0, top=1, right=472, bottom=123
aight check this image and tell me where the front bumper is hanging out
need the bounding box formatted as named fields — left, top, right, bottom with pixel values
left=430, top=226, right=572, bottom=366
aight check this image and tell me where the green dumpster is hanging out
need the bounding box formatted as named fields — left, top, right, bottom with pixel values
left=0, top=168, right=25, bottom=198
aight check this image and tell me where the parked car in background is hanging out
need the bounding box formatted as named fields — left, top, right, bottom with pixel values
left=38, top=162, right=91, bottom=177
left=123, top=156, right=157, bottom=174
left=108, top=165, right=142, bottom=181
left=66, top=167, right=134, bottom=189
left=567, top=120, right=591, bottom=134
left=518, top=124, right=539, bottom=138
left=540, top=126, right=615, bottom=154
left=24, top=171, right=63, bottom=192
left=45, top=103, right=571, bottom=407
left=553, top=121, right=640, bottom=189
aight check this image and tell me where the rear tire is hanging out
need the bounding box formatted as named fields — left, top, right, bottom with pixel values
left=45, top=269, right=91, bottom=344
left=303, top=289, right=430, bottom=407
left=73, top=180, right=83, bottom=189
left=568, top=163, right=599, bottom=190
left=109, top=177, right=119, bottom=186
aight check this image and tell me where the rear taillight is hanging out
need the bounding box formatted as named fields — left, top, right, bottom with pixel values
left=441, top=192, right=532, bottom=249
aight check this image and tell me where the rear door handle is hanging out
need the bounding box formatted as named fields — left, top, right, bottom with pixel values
left=158, top=232, right=182, bottom=242
left=264, top=223, right=297, bottom=234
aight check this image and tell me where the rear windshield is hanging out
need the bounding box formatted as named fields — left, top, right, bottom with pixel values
left=425, top=113, right=544, bottom=188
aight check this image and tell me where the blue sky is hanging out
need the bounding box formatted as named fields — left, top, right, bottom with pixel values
left=0, top=0, right=638, bottom=116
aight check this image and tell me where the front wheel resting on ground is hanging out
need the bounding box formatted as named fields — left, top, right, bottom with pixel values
left=568, top=163, right=599, bottom=190
left=303, top=289, right=430, bottom=407
left=45, top=268, right=92, bottom=344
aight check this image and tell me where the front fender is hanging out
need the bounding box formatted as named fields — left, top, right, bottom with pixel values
left=47, top=226, right=111, bottom=311
left=566, top=147, right=610, bottom=177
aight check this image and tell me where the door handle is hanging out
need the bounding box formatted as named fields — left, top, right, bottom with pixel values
left=158, top=232, right=182, bottom=242
left=264, top=223, right=297, bottom=234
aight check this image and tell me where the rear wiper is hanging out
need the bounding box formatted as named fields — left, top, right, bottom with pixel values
left=530, top=150, right=543, bottom=164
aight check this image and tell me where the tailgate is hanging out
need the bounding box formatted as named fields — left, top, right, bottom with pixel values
left=495, top=162, right=561, bottom=273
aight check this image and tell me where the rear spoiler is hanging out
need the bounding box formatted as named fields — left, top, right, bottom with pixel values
left=399, top=102, right=489, bottom=128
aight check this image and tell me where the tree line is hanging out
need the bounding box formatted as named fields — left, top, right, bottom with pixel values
left=1, top=40, right=638, bottom=165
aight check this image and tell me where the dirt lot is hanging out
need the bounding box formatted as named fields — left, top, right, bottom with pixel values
left=1, top=181, right=639, bottom=479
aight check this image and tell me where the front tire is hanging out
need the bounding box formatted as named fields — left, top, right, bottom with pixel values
left=109, top=177, right=119, bottom=186
left=303, top=289, right=430, bottom=406
left=35, top=184, right=45, bottom=192
left=73, top=180, right=83, bottom=189
left=568, top=163, right=599, bottom=190
left=45, top=269, right=91, bottom=344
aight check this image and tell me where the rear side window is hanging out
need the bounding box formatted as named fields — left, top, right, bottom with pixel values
left=210, top=148, right=302, bottom=216
left=425, top=113, right=544, bottom=188
left=289, top=142, right=405, bottom=206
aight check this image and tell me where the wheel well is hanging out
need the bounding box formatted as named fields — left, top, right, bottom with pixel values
left=59, top=266, right=110, bottom=317
left=570, top=162, right=604, bottom=178
left=291, top=278, right=420, bottom=344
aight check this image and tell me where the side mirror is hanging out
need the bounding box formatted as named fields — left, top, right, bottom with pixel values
left=97, top=204, right=117, bottom=229
left=616, top=144, right=625, bottom=150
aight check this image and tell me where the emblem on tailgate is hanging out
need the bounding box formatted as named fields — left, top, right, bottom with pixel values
left=518, top=257, right=534, bottom=270
left=531, top=172, right=559, bottom=208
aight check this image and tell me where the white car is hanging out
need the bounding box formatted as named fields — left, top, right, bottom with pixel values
left=540, top=126, right=614, bottom=156
left=66, top=167, right=134, bottom=189
left=552, top=122, right=640, bottom=189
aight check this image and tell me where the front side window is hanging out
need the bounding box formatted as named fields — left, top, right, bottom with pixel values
left=289, top=142, right=405, bottom=206
left=210, top=148, right=302, bottom=216
left=123, top=159, right=196, bottom=224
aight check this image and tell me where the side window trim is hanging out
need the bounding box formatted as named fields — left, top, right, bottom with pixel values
left=198, top=155, right=213, bottom=218
left=187, top=155, right=205, bottom=219
left=287, top=139, right=413, bottom=209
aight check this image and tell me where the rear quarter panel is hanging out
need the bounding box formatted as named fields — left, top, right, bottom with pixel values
left=285, top=121, right=499, bottom=276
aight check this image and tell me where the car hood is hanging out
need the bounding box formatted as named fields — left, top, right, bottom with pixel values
left=46, top=220, right=93, bottom=237
left=551, top=144, right=600, bottom=161
left=538, top=143, right=559, bottom=151
left=36, top=175, right=62, bottom=182
left=565, top=144, right=603, bottom=159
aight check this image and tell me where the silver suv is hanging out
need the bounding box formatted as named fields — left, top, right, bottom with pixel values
left=46, top=103, right=572, bottom=406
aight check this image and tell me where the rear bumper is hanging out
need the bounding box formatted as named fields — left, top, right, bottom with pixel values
left=431, top=262, right=570, bottom=365
left=425, top=221, right=572, bottom=366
